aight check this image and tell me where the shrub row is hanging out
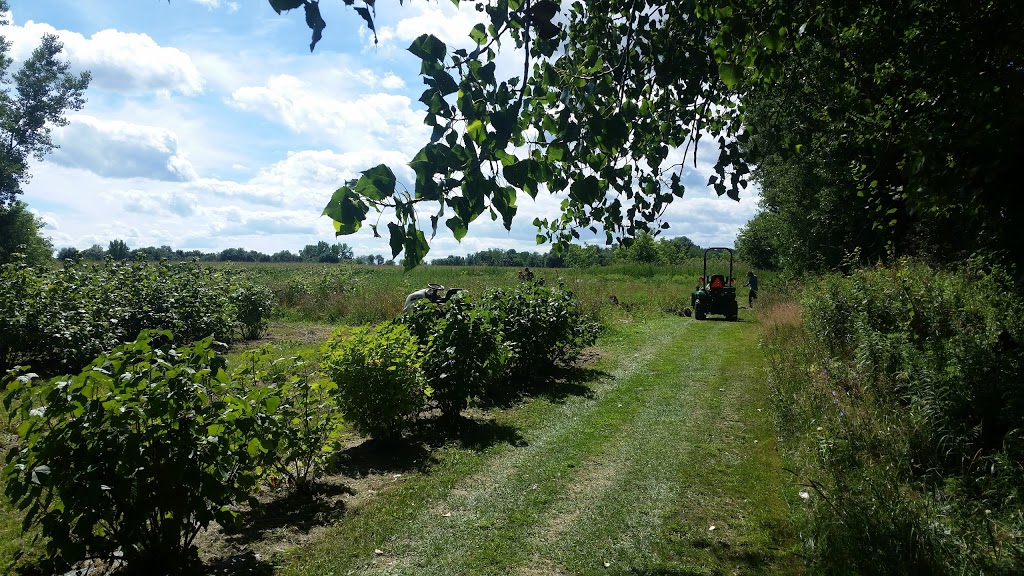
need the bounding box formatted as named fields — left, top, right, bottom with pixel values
left=3, top=333, right=341, bottom=573
left=324, top=280, right=600, bottom=438
left=763, top=259, right=1024, bottom=575
left=2, top=280, right=598, bottom=573
left=0, top=259, right=274, bottom=376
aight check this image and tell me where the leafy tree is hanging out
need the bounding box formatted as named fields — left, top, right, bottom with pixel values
left=271, top=0, right=1021, bottom=271
left=614, top=231, right=660, bottom=264
left=271, top=249, right=302, bottom=262
left=734, top=212, right=780, bottom=273
left=656, top=236, right=703, bottom=264
left=299, top=241, right=352, bottom=263
left=107, top=239, right=131, bottom=261
left=80, top=244, right=105, bottom=260
left=55, top=246, right=80, bottom=262
left=1, top=3, right=91, bottom=207
left=0, top=200, right=53, bottom=266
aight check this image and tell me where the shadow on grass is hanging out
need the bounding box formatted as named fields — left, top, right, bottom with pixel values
left=479, top=363, right=607, bottom=410
left=331, top=413, right=528, bottom=479
left=203, top=550, right=275, bottom=576
left=221, top=481, right=353, bottom=546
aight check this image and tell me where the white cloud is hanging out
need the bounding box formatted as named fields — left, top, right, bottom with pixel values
left=228, top=74, right=428, bottom=154
left=49, top=115, right=198, bottom=181
left=186, top=0, right=240, bottom=10
left=4, top=20, right=203, bottom=95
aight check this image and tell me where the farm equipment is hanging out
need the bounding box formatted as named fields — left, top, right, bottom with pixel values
left=690, top=247, right=739, bottom=321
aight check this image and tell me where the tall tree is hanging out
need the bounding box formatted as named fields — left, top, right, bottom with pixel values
left=0, top=200, right=53, bottom=266
left=1, top=2, right=91, bottom=208
left=269, top=0, right=1021, bottom=269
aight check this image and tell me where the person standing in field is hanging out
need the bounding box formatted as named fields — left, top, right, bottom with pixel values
left=744, top=271, right=759, bottom=308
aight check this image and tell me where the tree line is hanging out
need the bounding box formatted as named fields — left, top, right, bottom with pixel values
left=52, top=240, right=396, bottom=266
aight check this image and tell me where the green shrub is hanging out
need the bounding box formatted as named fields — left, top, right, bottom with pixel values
left=235, top=350, right=343, bottom=491
left=479, top=280, right=600, bottom=383
left=764, top=259, right=1024, bottom=574
left=0, top=260, right=239, bottom=376
left=322, top=322, right=424, bottom=439
left=402, top=294, right=504, bottom=417
left=2, top=331, right=272, bottom=572
left=232, top=281, right=275, bottom=340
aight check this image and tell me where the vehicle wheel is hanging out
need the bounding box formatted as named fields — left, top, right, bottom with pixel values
left=695, top=303, right=707, bottom=320
left=729, top=302, right=738, bottom=321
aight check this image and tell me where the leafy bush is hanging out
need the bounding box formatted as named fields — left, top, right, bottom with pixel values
left=235, top=350, right=343, bottom=491
left=232, top=280, right=275, bottom=340
left=322, top=322, right=424, bottom=439
left=402, top=294, right=504, bottom=416
left=763, top=259, right=1024, bottom=574
left=0, top=260, right=241, bottom=375
left=479, top=280, right=600, bottom=383
left=2, top=331, right=273, bottom=572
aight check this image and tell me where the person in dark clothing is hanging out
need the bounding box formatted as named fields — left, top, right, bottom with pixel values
left=744, top=271, right=759, bottom=307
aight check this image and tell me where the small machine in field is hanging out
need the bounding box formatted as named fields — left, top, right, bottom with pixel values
left=690, top=247, right=739, bottom=321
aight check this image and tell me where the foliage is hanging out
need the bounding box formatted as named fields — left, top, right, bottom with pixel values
left=2, top=332, right=272, bottom=572
left=0, top=201, right=53, bottom=267
left=0, top=259, right=238, bottom=376
left=401, top=293, right=504, bottom=416
left=232, top=279, right=276, bottom=340
left=741, top=1, right=1024, bottom=272
left=479, top=280, right=600, bottom=383
left=263, top=0, right=1024, bottom=274
left=0, top=18, right=91, bottom=208
left=762, top=261, right=1024, bottom=574
left=234, top=350, right=343, bottom=491
left=300, top=241, right=354, bottom=263
left=106, top=239, right=130, bottom=261
left=322, top=322, right=425, bottom=439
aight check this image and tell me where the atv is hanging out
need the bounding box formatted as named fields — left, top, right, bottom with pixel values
left=690, top=247, right=739, bottom=321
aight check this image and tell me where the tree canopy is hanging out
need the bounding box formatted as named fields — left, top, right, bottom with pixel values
left=278, top=1, right=1020, bottom=270
left=1, top=0, right=92, bottom=208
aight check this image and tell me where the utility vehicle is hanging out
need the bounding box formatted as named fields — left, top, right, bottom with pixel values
left=690, top=247, right=739, bottom=321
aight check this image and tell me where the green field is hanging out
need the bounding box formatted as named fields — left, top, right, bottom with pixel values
left=1, top=263, right=792, bottom=575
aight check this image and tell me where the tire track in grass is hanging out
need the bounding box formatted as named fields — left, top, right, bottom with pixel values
left=284, top=317, right=685, bottom=576
left=367, top=318, right=689, bottom=575
left=284, top=315, right=798, bottom=575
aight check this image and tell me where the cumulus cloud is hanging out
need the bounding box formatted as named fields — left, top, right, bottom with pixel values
left=228, top=74, right=428, bottom=154
left=3, top=20, right=203, bottom=95
left=49, top=115, right=198, bottom=181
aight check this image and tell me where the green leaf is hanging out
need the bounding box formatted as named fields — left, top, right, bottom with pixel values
left=408, top=34, right=447, bottom=62
left=388, top=222, right=406, bottom=258
left=446, top=216, right=468, bottom=241
left=569, top=175, right=601, bottom=204
left=268, top=0, right=304, bottom=14
left=354, top=164, right=397, bottom=200
left=719, top=63, right=740, bottom=89
left=470, top=23, right=488, bottom=45
left=466, top=119, right=487, bottom=143
left=322, top=186, right=369, bottom=235
left=402, top=225, right=430, bottom=270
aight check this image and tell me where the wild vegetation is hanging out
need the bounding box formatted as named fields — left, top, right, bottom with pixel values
left=0, top=258, right=273, bottom=376
left=760, top=262, right=1024, bottom=574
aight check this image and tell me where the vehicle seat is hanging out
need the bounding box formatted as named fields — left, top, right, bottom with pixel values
left=710, top=275, right=725, bottom=289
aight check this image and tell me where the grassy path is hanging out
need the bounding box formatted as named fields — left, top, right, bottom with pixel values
left=283, top=315, right=801, bottom=576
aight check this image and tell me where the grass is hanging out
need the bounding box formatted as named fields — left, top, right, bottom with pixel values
left=265, top=313, right=800, bottom=575
left=0, top=266, right=793, bottom=575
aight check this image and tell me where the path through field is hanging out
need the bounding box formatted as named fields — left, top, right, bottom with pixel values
left=283, top=315, right=801, bottom=575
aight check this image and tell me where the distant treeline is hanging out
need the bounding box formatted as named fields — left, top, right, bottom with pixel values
left=56, top=240, right=395, bottom=265
left=430, top=234, right=705, bottom=267
left=54, top=233, right=708, bottom=268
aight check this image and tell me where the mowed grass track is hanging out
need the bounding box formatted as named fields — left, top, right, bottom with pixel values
left=283, top=314, right=801, bottom=576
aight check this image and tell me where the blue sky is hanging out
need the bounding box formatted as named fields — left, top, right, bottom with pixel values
left=4, top=0, right=759, bottom=260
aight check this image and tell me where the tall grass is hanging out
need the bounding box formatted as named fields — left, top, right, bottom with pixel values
left=760, top=260, right=1024, bottom=575
left=217, top=258, right=767, bottom=326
